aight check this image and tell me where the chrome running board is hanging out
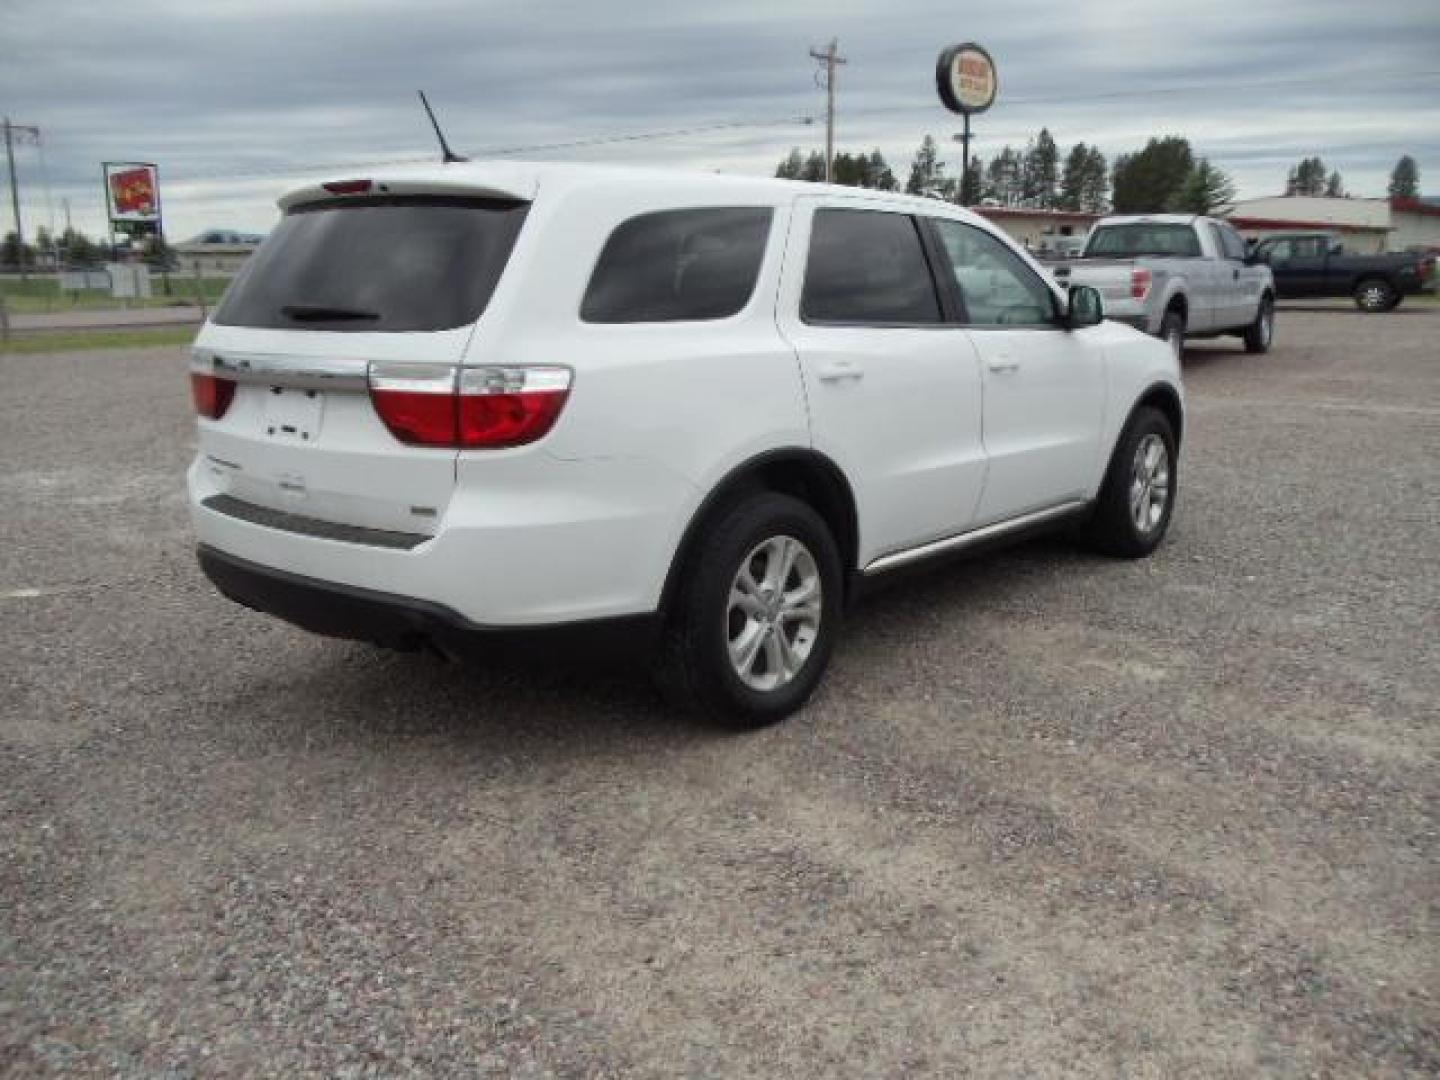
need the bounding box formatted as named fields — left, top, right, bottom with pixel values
left=862, top=500, right=1089, bottom=576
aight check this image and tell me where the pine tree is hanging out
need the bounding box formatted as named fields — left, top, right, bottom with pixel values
left=1170, top=159, right=1237, bottom=215
left=1286, top=157, right=1327, bottom=196
left=867, top=150, right=897, bottom=192
left=959, top=155, right=984, bottom=205
left=1023, top=128, right=1060, bottom=208
left=1059, top=142, right=1089, bottom=211
left=800, top=151, right=827, bottom=183
left=1324, top=170, right=1345, bottom=198
left=906, top=136, right=947, bottom=197
left=1080, top=146, right=1109, bottom=213
left=1388, top=155, right=1420, bottom=198
left=774, top=148, right=805, bottom=180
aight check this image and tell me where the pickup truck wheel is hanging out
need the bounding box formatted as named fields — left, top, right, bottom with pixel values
left=1243, top=295, right=1274, bottom=354
left=1354, top=278, right=1397, bottom=312
left=1082, top=406, right=1177, bottom=559
left=656, top=492, right=842, bottom=728
left=1159, top=308, right=1185, bottom=361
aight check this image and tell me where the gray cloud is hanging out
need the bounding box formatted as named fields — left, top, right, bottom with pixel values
left=2, top=0, right=1437, bottom=239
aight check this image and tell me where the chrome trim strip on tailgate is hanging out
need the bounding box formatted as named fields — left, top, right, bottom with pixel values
left=201, top=494, right=430, bottom=551
left=863, top=500, right=1089, bottom=576
left=196, top=352, right=370, bottom=392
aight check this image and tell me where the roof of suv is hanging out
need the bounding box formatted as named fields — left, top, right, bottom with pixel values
left=277, top=160, right=977, bottom=216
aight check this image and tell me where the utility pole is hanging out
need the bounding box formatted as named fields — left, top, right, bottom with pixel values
left=3, top=118, right=41, bottom=281
left=808, top=39, right=847, bottom=183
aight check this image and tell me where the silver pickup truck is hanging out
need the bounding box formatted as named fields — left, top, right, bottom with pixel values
left=1051, top=214, right=1275, bottom=359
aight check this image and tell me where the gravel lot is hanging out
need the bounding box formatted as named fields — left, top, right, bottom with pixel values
left=2, top=308, right=1437, bottom=1077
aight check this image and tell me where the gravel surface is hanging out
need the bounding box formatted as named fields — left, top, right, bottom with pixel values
left=2, top=309, right=1437, bottom=1077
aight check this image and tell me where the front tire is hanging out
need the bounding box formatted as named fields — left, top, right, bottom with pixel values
left=1243, top=294, right=1274, bottom=354
left=1354, top=278, right=1397, bottom=312
left=657, top=492, right=843, bottom=727
left=1082, top=406, right=1177, bottom=558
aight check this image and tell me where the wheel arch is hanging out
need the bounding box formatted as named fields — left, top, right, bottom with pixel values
left=658, top=447, right=859, bottom=616
left=1132, top=381, right=1185, bottom=448
left=1163, top=288, right=1189, bottom=323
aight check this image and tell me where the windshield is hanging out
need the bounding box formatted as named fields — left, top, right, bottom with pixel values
left=214, top=195, right=529, bottom=332
left=1084, top=223, right=1201, bottom=258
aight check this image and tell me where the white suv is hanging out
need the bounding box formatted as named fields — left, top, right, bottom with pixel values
left=189, top=162, right=1183, bottom=725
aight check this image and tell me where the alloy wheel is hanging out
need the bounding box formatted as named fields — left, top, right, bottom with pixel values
left=1129, top=433, right=1171, bottom=535
left=726, top=535, right=822, bottom=692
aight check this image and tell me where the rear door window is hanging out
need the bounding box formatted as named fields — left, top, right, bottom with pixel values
left=214, top=196, right=529, bottom=332
left=580, top=207, right=772, bottom=323
left=801, top=208, right=942, bottom=325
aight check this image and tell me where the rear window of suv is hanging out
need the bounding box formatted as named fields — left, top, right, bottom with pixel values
left=581, top=207, right=772, bottom=323
left=214, top=196, right=529, bottom=332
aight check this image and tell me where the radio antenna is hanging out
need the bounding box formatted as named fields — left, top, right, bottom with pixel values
left=417, top=90, right=467, bottom=163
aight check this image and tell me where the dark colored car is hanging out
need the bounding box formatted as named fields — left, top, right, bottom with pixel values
left=1250, top=232, right=1435, bottom=311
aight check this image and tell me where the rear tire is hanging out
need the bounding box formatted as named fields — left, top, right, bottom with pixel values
left=656, top=492, right=843, bottom=727
left=1082, top=406, right=1177, bottom=559
left=1159, top=308, right=1185, bottom=362
left=1354, top=278, right=1397, bottom=312
left=1243, top=294, right=1274, bottom=354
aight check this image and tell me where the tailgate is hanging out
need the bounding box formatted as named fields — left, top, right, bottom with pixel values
left=192, top=326, right=468, bottom=537
left=1051, top=259, right=1142, bottom=312
left=190, top=192, right=530, bottom=537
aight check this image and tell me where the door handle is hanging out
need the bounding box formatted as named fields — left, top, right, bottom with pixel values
left=987, top=358, right=1020, bottom=374
left=1233, top=268, right=1240, bottom=280
left=816, top=360, right=864, bottom=382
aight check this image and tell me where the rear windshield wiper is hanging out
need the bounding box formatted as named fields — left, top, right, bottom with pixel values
left=280, top=303, right=380, bottom=322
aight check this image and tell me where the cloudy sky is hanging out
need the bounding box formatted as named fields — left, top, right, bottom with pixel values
left=2, top=0, right=1437, bottom=241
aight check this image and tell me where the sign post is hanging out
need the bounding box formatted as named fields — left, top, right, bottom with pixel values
left=935, top=43, right=998, bottom=205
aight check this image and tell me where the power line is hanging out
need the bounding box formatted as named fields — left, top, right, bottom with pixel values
left=127, top=63, right=1440, bottom=187
left=170, top=113, right=817, bottom=183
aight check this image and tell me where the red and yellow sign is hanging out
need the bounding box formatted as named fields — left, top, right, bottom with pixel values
left=104, top=162, right=160, bottom=222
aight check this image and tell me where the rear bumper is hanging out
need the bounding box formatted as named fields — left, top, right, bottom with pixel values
left=198, top=544, right=659, bottom=662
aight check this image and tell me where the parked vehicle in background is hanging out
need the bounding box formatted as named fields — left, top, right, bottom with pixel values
left=188, top=163, right=1184, bottom=726
left=1250, top=232, right=1435, bottom=311
left=1050, top=235, right=1087, bottom=259
left=1050, top=214, right=1275, bottom=360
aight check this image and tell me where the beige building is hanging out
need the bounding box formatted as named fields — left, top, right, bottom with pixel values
left=972, top=207, right=1100, bottom=255
left=1225, top=195, right=1440, bottom=254
left=173, top=230, right=262, bottom=275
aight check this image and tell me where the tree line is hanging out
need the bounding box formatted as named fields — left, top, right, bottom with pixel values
left=775, top=134, right=1425, bottom=217
left=0, top=228, right=175, bottom=272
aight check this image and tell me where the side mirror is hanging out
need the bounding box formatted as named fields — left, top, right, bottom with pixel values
left=1066, top=284, right=1104, bottom=328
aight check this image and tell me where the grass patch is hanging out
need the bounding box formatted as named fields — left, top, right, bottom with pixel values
left=1, top=326, right=198, bottom=355
left=0, top=275, right=229, bottom=314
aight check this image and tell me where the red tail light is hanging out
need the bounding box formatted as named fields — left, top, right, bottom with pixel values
left=369, top=363, right=572, bottom=448
left=191, top=373, right=236, bottom=420
left=1131, top=267, right=1153, bottom=301
left=457, top=367, right=571, bottom=448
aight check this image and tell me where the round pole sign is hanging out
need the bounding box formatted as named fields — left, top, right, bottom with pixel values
left=936, top=42, right=998, bottom=115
